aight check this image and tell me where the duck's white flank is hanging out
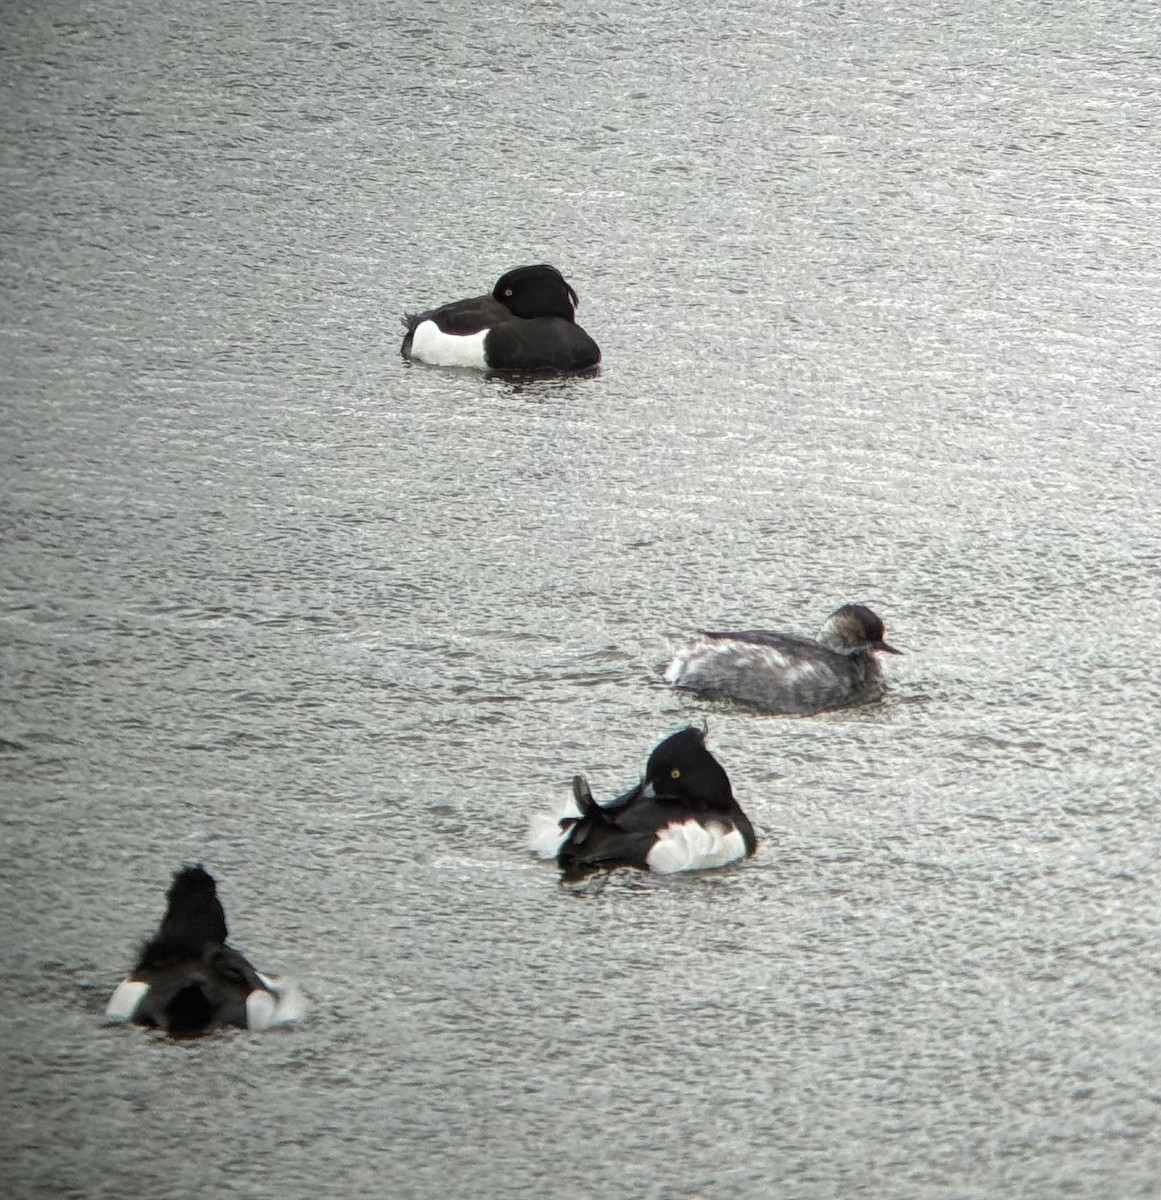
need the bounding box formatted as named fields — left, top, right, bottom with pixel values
left=104, top=979, right=149, bottom=1023
left=526, top=794, right=580, bottom=860
left=104, top=974, right=306, bottom=1029
left=645, top=820, right=748, bottom=874
left=246, top=988, right=277, bottom=1030
left=410, top=322, right=489, bottom=368
left=251, top=974, right=307, bottom=1028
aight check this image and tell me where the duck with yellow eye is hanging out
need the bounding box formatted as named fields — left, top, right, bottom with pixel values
left=400, top=263, right=601, bottom=373
left=527, top=727, right=757, bottom=882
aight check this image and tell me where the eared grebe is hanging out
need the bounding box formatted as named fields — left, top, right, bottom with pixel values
left=105, top=865, right=303, bottom=1036
left=528, top=726, right=756, bottom=881
left=400, top=263, right=600, bottom=372
left=665, top=603, right=901, bottom=715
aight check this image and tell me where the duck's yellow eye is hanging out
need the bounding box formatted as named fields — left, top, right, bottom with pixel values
left=670, top=768, right=681, bottom=780
left=504, top=287, right=513, bottom=297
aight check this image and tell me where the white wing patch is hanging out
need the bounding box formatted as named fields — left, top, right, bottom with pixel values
left=526, top=794, right=581, bottom=860
left=410, top=321, right=489, bottom=368
left=646, top=820, right=747, bottom=874
left=105, top=978, right=150, bottom=1023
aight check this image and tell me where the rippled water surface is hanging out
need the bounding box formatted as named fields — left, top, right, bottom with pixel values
left=3, top=1, right=1160, bottom=1197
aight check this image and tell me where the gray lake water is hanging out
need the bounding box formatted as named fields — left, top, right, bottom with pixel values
left=2, top=0, right=1160, bottom=1197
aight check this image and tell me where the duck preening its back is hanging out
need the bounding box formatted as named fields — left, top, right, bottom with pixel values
left=528, top=727, right=756, bottom=882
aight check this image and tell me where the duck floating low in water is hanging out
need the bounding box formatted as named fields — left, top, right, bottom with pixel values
left=401, top=263, right=601, bottom=373
left=105, top=864, right=304, bottom=1036
left=665, top=603, right=901, bottom=715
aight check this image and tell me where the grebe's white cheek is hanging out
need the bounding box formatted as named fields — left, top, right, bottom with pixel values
left=410, top=321, right=489, bottom=368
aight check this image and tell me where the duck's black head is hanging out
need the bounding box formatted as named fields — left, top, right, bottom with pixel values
left=158, top=864, right=229, bottom=950
left=492, top=264, right=579, bottom=322
left=643, top=726, right=734, bottom=810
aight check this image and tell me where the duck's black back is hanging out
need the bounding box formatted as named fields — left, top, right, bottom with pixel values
left=401, top=293, right=510, bottom=358
left=556, top=786, right=670, bottom=878
left=131, top=942, right=264, bottom=1035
